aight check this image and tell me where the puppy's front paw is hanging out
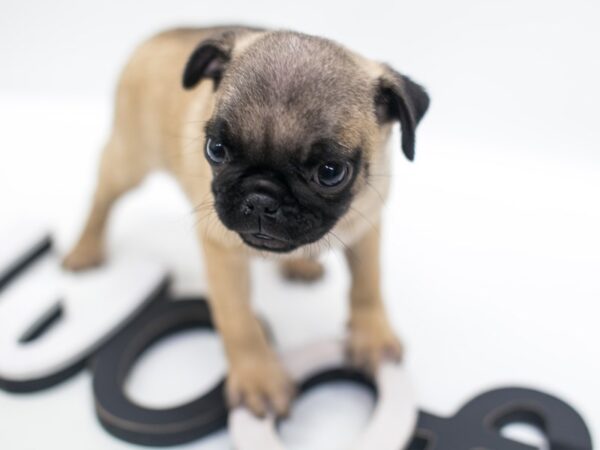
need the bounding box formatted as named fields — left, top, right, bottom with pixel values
left=347, top=311, right=404, bottom=374
left=62, top=239, right=105, bottom=271
left=226, top=352, right=295, bottom=417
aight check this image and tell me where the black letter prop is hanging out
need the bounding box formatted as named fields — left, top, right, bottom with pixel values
left=0, top=224, right=593, bottom=449
left=410, top=387, right=593, bottom=449
left=0, top=223, right=51, bottom=292
left=92, top=294, right=228, bottom=447
left=0, top=222, right=167, bottom=392
left=92, top=318, right=594, bottom=449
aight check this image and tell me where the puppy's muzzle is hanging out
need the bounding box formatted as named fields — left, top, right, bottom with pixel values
left=241, top=192, right=280, bottom=217
left=236, top=174, right=296, bottom=251
left=239, top=175, right=286, bottom=220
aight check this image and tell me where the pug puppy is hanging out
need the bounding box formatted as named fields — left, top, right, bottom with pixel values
left=63, top=26, right=429, bottom=416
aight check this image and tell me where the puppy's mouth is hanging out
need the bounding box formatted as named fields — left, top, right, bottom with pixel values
left=240, top=232, right=298, bottom=253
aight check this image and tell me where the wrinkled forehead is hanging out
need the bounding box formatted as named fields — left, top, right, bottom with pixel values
left=213, top=32, right=375, bottom=156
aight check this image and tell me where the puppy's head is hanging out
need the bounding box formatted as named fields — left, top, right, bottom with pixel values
left=183, top=29, right=429, bottom=253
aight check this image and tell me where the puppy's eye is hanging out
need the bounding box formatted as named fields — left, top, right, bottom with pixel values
left=205, top=138, right=228, bottom=165
left=315, top=161, right=350, bottom=188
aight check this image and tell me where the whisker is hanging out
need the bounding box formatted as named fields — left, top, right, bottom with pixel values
left=348, top=205, right=380, bottom=240
left=191, top=201, right=215, bottom=214
left=327, top=230, right=353, bottom=258
left=364, top=180, right=385, bottom=203
left=368, top=172, right=394, bottom=177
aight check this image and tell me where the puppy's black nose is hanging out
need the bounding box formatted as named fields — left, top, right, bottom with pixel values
left=242, top=193, right=281, bottom=216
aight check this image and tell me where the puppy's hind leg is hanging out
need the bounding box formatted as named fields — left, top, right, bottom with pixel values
left=280, top=257, right=325, bottom=283
left=63, top=137, right=148, bottom=271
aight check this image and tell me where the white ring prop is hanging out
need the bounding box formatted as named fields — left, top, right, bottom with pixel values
left=230, top=339, right=417, bottom=450
left=0, top=223, right=167, bottom=384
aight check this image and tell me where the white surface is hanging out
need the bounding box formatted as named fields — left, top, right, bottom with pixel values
left=0, top=1, right=599, bottom=449
left=0, top=230, right=166, bottom=381
left=230, top=340, right=416, bottom=450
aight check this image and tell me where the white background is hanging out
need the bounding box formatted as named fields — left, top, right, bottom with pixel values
left=0, top=1, right=598, bottom=449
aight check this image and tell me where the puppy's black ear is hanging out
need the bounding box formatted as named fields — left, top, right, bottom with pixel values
left=375, top=66, right=430, bottom=161
left=182, top=33, right=235, bottom=90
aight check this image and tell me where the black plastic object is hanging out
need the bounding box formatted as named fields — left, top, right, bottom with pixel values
left=92, top=293, right=228, bottom=447
left=0, top=235, right=79, bottom=393
left=0, top=277, right=169, bottom=394
left=0, top=351, right=86, bottom=393
left=93, top=302, right=594, bottom=450
left=0, top=234, right=51, bottom=292
left=409, top=387, right=593, bottom=449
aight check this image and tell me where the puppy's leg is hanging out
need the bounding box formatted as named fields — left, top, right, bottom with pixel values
left=63, top=138, right=147, bottom=271
left=280, top=257, right=324, bottom=282
left=345, top=223, right=403, bottom=373
left=202, top=237, right=294, bottom=417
